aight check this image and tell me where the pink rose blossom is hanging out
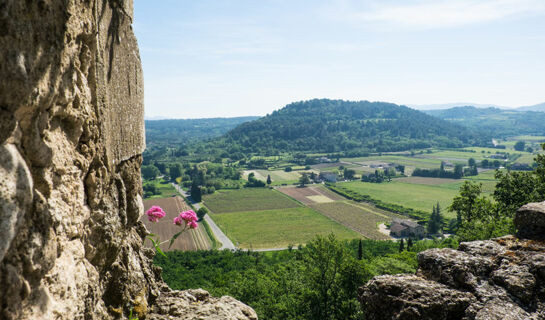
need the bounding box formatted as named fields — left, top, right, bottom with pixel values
left=146, top=206, right=166, bottom=222
left=188, top=221, right=198, bottom=229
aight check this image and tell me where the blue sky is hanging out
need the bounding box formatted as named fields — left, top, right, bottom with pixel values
left=134, top=0, right=545, bottom=119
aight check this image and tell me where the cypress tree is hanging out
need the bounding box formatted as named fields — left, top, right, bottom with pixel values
left=357, top=239, right=363, bottom=260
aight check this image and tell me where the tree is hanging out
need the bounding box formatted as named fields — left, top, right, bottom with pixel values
left=468, top=158, right=476, bottom=167
left=427, top=202, right=443, bottom=234
left=454, top=164, right=464, bottom=178
left=169, top=163, right=183, bottom=180
left=266, top=174, right=272, bottom=185
left=357, top=239, right=363, bottom=260
left=449, top=181, right=482, bottom=224
left=190, top=182, right=202, bottom=202
left=196, top=207, right=208, bottom=221
left=398, top=239, right=404, bottom=252
left=284, top=166, right=293, bottom=172
left=299, top=173, right=311, bottom=187
left=481, top=159, right=489, bottom=168
left=514, top=141, right=525, bottom=151
left=343, top=168, right=355, bottom=180
left=407, top=238, right=413, bottom=250
left=142, top=165, right=160, bottom=180
left=303, top=234, right=370, bottom=320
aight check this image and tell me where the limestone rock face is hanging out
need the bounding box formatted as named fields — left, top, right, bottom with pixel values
left=0, top=1, right=256, bottom=319
left=359, top=203, right=545, bottom=320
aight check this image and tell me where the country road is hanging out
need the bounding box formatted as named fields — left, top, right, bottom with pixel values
left=171, top=183, right=236, bottom=250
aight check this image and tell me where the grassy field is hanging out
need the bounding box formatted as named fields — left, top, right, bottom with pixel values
left=203, top=188, right=300, bottom=213
left=339, top=180, right=460, bottom=218
left=210, top=207, right=360, bottom=249
left=310, top=201, right=397, bottom=240
left=143, top=178, right=178, bottom=199
left=243, top=169, right=302, bottom=185
left=143, top=197, right=211, bottom=251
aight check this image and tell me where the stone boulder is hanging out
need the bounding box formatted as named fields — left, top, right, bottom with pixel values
left=360, top=202, right=545, bottom=320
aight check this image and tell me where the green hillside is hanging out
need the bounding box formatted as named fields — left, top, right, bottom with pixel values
left=222, top=99, right=487, bottom=155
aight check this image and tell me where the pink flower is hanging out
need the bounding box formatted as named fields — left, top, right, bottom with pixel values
left=146, top=206, right=166, bottom=223
left=173, top=210, right=199, bottom=229
left=173, top=216, right=183, bottom=226
left=180, top=210, right=198, bottom=223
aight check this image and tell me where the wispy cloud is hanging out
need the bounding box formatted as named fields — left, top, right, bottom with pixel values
left=350, top=0, right=545, bottom=29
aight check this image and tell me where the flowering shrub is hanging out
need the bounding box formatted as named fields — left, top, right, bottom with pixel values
left=145, top=206, right=198, bottom=256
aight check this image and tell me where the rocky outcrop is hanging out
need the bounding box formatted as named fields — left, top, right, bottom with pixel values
left=359, top=202, right=545, bottom=320
left=0, top=1, right=256, bottom=319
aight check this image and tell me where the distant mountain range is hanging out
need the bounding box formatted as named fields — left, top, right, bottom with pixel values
left=145, top=116, right=260, bottom=147
left=423, top=106, right=545, bottom=137
left=515, top=102, right=545, bottom=112
left=410, top=102, right=545, bottom=112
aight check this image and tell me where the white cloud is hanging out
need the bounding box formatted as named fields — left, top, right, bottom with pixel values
left=351, top=0, right=545, bottom=29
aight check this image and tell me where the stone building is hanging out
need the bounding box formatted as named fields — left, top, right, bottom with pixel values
left=390, top=219, right=425, bottom=238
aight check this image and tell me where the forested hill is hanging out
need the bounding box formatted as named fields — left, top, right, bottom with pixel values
left=145, top=116, right=259, bottom=147
left=424, top=106, right=545, bottom=137
left=222, top=99, right=487, bottom=155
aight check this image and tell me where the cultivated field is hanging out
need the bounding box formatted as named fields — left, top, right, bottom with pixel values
left=277, top=185, right=345, bottom=205
left=309, top=202, right=396, bottom=240
left=203, top=188, right=300, bottom=213
left=210, top=207, right=360, bottom=249
left=340, top=181, right=460, bottom=218
left=395, top=177, right=461, bottom=185
left=143, top=197, right=211, bottom=251
left=243, top=169, right=302, bottom=184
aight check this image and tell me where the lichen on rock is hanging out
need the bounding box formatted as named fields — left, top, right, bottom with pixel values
left=0, top=1, right=256, bottom=319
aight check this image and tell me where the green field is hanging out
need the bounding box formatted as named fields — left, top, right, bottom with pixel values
left=143, top=178, right=178, bottom=199
left=203, top=188, right=300, bottom=213
left=339, top=180, right=461, bottom=218
left=244, top=169, right=302, bottom=185
left=210, top=207, right=360, bottom=248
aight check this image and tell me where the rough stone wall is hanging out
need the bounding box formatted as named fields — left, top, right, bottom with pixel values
left=0, top=1, right=256, bottom=319
left=359, top=202, right=545, bottom=320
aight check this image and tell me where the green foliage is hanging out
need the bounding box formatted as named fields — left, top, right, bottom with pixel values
left=514, top=141, right=526, bottom=151
left=221, top=99, right=485, bottom=156
left=190, top=182, right=202, bottom=202
left=449, top=144, right=545, bottom=240
left=141, top=164, right=160, bottom=180
left=155, top=236, right=457, bottom=320
left=246, top=172, right=266, bottom=187
left=299, top=173, right=311, bottom=186
left=427, top=202, right=443, bottom=234
left=196, top=207, right=208, bottom=221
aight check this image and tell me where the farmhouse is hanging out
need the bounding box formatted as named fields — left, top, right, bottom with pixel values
left=390, top=219, right=425, bottom=238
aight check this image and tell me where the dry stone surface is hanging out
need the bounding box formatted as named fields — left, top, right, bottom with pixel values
left=359, top=201, right=545, bottom=320
left=0, top=1, right=256, bottom=319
